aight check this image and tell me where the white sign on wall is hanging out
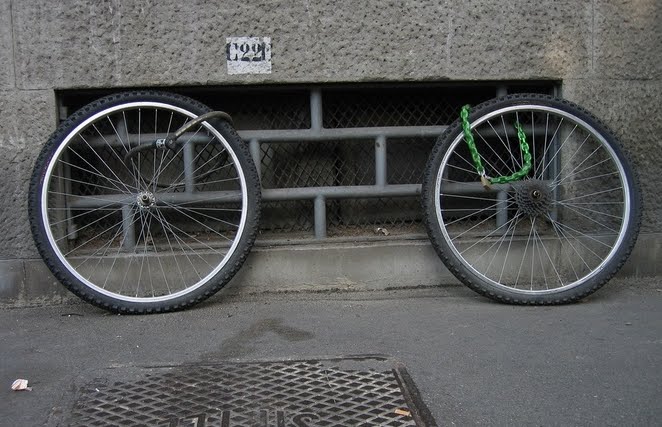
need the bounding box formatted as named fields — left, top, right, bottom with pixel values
left=226, top=37, right=272, bottom=75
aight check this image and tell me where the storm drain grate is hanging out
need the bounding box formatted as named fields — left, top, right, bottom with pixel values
left=64, top=357, right=436, bottom=426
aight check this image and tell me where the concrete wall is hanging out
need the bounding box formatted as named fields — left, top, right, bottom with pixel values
left=0, top=0, right=660, bottom=303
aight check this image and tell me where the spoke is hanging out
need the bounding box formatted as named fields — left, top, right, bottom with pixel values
left=440, top=192, right=506, bottom=203
left=550, top=219, right=614, bottom=251
left=498, top=213, right=524, bottom=284
left=51, top=174, right=131, bottom=195
left=171, top=192, right=244, bottom=208
left=554, top=156, right=611, bottom=188
left=72, top=209, right=138, bottom=274
left=103, top=208, right=141, bottom=290
left=48, top=190, right=133, bottom=206
left=463, top=211, right=521, bottom=260
left=92, top=122, right=144, bottom=187
left=549, top=133, right=591, bottom=185
left=445, top=200, right=516, bottom=228
left=157, top=135, right=228, bottom=192
left=548, top=215, right=587, bottom=280
left=152, top=111, right=175, bottom=193
left=485, top=212, right=523, bottom=275
left=475, top=126, right=517, bottom=175
left=445, top=162, right=486, bottom=176
left=487, top=119, right=518, bottom=172
left=534, top=224, right=564, bottom=288
left=536, top=114, right=562, bottom=180
left=56, top=208, right=121, bottom=244
left=151, top=209, right=220, bottom=269
left=78, top=133, right=137, bottom=194
left=61, top=147, right=133, bottom=195
left=107, top=115, right=143, bottom=188
left=557, top=201, right=623, bottom=220
left=558, top=186, right=623, bottom=203
left=448, top=209, right=503, bottom=241
left=145, top=215, right=172, bottom=296
left=158, top=202, right=235, bottom=241
left=48, top=202, right=121, bottom=227
left=558, top=203, right=620, bottom=234
left=160, top=200, right=240, bottom=229
left=62, top=215, right=126, bottom=257
left=514, top=217, right=537, bottom=288
left=532, top=225, right=548, bottom=290
left=150, top=119, right=197, bottom=186
left=540, top=123, right=578, bottom=178
left=56, top=158, right=135, bottom=192
left=147, top=209, right=188, bottom=291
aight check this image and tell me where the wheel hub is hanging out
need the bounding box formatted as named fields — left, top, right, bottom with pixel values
left=136, top=191, right=156, bottom=209
left=514, top=179, right=552, bottom=216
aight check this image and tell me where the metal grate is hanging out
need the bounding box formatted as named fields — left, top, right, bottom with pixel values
left=58, top=82, right=558, bottom=240
left=63, top=357, right=436, bottom=427
left=322, top=87, right=487, bottom=128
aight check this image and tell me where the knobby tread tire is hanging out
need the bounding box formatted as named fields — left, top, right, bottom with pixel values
left=421, top=93, right=642, bottom=305
left=28, top=91, right=261, bottom=314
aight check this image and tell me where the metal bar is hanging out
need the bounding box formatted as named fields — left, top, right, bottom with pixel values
left=183, top=141, right=195, bottom=193
left=375, top=135, right=387, bottom=187
left=121, top=205, right=136, bottom=251
left=238, top=126, right=448, bottom=141
left=310, top=89, right=323, bottom=131
left=69, top=185, right=421, bottom=208
left=314, top=195, right=327, bottom=239
left=84, top=127, right=448, bottom=147
left=496, top=190, right=508, bottom=228
left=249, top=138, right=261, bottom=180
left=69, top=181, right=544, bottom=209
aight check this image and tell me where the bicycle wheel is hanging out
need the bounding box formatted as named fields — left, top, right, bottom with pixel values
left=422, top=94, right=641, bottom=304
left=29, top=91, right=261, bottom=313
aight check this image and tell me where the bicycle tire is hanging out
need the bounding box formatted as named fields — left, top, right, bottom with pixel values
left=29, top=91, right=261, bottom=313
left=421, top=94, right=641, bottom=304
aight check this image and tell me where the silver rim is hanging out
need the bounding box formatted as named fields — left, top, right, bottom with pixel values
left=41, top=102, right=249, bottom=303
left=434, top=104, right=631, bottom=295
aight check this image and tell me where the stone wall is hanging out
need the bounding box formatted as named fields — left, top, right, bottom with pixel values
left=0, top=0, right=660, bottom=266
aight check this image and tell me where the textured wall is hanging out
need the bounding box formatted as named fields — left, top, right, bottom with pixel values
left=0, top=0, right=660, bottom=260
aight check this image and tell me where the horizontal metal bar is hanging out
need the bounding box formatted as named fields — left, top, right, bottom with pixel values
left=237, top=126, right=447, bottom=141
left=68, top=184, right=423, bottom=209
left=67, top=180, right=536, bottom=209
left=83, top=126, right=446, bottom=148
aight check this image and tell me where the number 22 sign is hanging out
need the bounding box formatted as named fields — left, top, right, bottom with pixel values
left=226, top=37, right=272, bottom=75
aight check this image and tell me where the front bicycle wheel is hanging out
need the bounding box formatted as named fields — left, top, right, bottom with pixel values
left=422, top=94, right=641, bottom=304
left=29, top=91, right=261, bottom=313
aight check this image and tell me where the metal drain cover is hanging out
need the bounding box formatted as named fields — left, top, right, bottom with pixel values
left=60, top=356, right=436, bottom=426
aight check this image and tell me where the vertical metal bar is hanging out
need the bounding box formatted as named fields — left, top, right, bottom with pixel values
left=310, top=88, right=323, bottom=131
left=314, top=195, right=327, bottom=239
left=183, top=141, right=195, bottom=193
left=249, top=138, right=262, bottom=181
left=496, top=85, right=508, bottom=97
left=375, top=135, right=387, bottom=187
left=122, top=205, right=136, bottom=251
left=496, top=191, right=508, bottom=229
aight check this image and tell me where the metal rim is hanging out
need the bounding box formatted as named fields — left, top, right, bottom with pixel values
left=41, top=101, right=249, bottom=303
left=434, top=104, right=631, bottom=295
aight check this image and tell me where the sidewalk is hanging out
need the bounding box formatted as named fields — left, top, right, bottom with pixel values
left=1, top=278, right=661, bottom=425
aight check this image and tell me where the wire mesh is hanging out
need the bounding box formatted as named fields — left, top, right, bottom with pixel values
left=58, top=83, right=559, bottom=240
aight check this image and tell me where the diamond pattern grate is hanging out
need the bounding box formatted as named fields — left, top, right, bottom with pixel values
left=64, top=358, right=435, bottom=426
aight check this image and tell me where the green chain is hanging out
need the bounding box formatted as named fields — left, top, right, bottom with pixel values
left=460, top=105, right=532, bottom=186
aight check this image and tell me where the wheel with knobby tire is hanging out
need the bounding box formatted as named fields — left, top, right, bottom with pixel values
left=422, top=94, right=641, bottom=304
left=29, top=91, right=261, bottom=313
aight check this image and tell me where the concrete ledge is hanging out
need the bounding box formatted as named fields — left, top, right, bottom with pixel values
left=1, top=233, right=660, bottom=308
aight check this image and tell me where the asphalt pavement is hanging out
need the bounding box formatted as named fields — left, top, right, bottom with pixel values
left=1, top=278, right=661, bottom=426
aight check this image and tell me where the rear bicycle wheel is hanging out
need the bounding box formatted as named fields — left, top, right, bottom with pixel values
left=29, top=91, right=261, bottom=313
left=422, top=94, right=641, bottom=304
